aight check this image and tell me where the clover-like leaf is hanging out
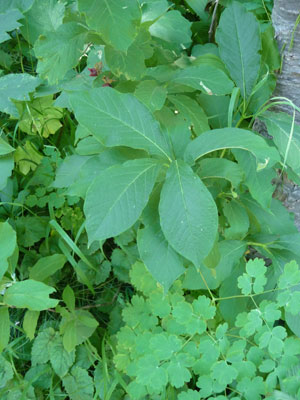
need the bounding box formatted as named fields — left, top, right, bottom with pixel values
left=278, top=260, right=300, bottom=289
left=211, top=361, right=238, bottom=385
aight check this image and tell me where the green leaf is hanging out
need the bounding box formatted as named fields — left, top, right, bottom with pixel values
left=223, top=200, right=249, bottom=240
left=50, top=334, right=75, bottom=377
left=0, top=307, right=10, bottom=353
left=34, top=22, right=87, bottom=84
left=32, top=327, right=56, bottom=365
left=137, top=220, right=185, bottom=292
left=185, top=0, right=207, bottom=18
left=159, top=160, right=218, bottom=266
left=260, top=112, right=300, bottom=174
left=149, top=333, right=181, bottom=360
left=167, top=353, right=194, bottom=388
left=23, top=310, right=39, bottom=340
left=0, top=8, right=23, bottom=43
left=0, top=221, right=16, bottom=281
left=69, top=88, right=172, bottom=160
left=60, top=310, right=98, bottom=352
left=134, top=80, right=167, bottom=112
left=149, top=10, right=192, bottom=45
left=168, top=94, right=209, bottom=136
left=0, top=355, right=13, bottom=389
left=63, top=286, right=75, bottom=312
left=0, top=0, right=33, bottom=12
left=233, top=149, right=276, bottom=209
left=136, top=354, right=168, bottom=392
left=0, top=73, right=41, bottom=116
left=139, top=0, right=169, bottom=22
left=197, top=158, right=244, bottom=188
left=84, top=158, right=161, bottom=244
left=170, top=65, right=234, bottom=95
left=78, top=0, right=141, bottom=52
left=0, top=155, right=14, bottom=190
left=63, top=366, right=94, bottom=400
left=3, top=280, right=59, bottom=311
left=237, top=376, right=265, bottom=400
left=184, top=128, right=280, bottom=166
left=29, top=254, right=67, bottom=282
left=105, top=28, right=152, bottom=80
left=211, top=361, right=238, bottom=385
left=238, top=258, right=267, bottom=295
left=216, top=2, right=261, bottom=98
left=20, top=0, right=65, bottom=44
left=278, top=260, right=300, bottom=289
left=178, top=389, right=201, bottom=400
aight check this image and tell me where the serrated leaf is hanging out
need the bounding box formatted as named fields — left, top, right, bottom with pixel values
left=0, top=8, right=23, bottom=44
left=84, top=158, right=160, bottom=244
left=4, top=280, right=59, bottom=311
left=34, top=22, right=87, bottom=84
left=78, top=0, right=141, bottom=52
left=149, top=10, right=192, bottom=45
left=167, top=353, right=194, bottom=388
left=0, top=73, right=41, bottom=116
left=184, top=128, right=280, bottom=166
left=69, top=88, right=171, bottom=160
left=278, top=260, right=300, bottom=289
left=0, top=355, right=13, bottom=389
left=31, top=328, right=56, bottom=365
left=211, top=361, right=238, bottom=385
left=136, top=354, right=168, bottom=392
left=170, top=65, right=234, bottom=95
left=63, top=366, right=94, bottom=400
left=216, top=2, right=261, bottom=98
left=178, top=389, right=201, bottom=400
left=50, top=334, right=75, bottom=377
left=159, top=160, right=218, bottom=266
left=0, top=221, right=16, bottom=281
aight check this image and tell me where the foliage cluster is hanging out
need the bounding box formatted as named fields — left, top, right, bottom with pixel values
left=1, top=0, right=300, bottom=399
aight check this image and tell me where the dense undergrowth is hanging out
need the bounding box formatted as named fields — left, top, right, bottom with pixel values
left=1, top=0, right=300, bottom=399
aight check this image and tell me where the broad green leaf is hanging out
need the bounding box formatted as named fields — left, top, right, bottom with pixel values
left=34, top=22, right=87, bottom=84
left=78, top=0, right=141, bottom=52
left=0, top=0, right=33, bottom=12
left=170, top=65, right=234, bottom=95
left=0, top=8, right=23, bottom=43
left=168, top=94, right=209, bottom=135
left=20, top=0, right=65, bottom=44
left=0, top=222, right=17, bottom=281
left=31, top=327, right=56, bottom=365
left=149, top=10, right=192, bottom=46
left=0, top=155, right=14, bottom=190
left=69, top=88, right=171, bottom=160
left=29, top=254, right=67, bottom=282
left=185, top=0, right=207, bottom=18
left=50, top=334, right=75, bottom=377
left=139, top=0, right=169, bottom=22
left=0, top=73, right=41, bottom=116
left=216, top=2, right=261, bottom=98
left=197, top=93, right=229, bottom=129
left=63, top=366, right=94, bottom=400
left=105, top=27, right=152, bottom=80
left=167, top=353, right=193, bottom=388
left=136, top=354, right=168, bottom=392
left=3, top=280, right=59, bottom=311
left=0, top=307, right=10, bottom=353
left=134, top=80, right=167, bottom=112
left=53, top=155, right=93, bottom=189
left=223, top=200, right=249, bottom=240
left=233, top=149, right=276, bottom=209
left=85, top=158, right=160, bottom=244
left=23, top=310, right=39, bottom=341
left=197, top=158, right=244, bottom=188
left=137, top=221, right=185, bottom=292
left=0, top=355, right=13, bottom=389
left=211, top=361, right=238, bottom=385
left=184, top=128, right=280, bottom=166
left=159, top=160, right=218, bottom=266
left=237, top=376, right=266, bottom=399
left=0, top=137, right=14, bottom=156
left=62, top=310, right=98, bottom=351
left=260, top=112, right=300, bottom=174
